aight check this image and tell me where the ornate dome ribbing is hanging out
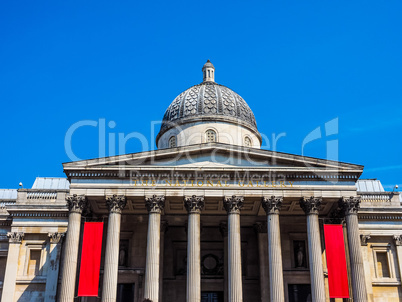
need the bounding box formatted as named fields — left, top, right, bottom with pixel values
left=160, top=80, right=258, bottom=134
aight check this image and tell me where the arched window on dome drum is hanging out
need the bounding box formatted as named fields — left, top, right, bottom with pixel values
left=244, top=136, right=252, bottom=147
left=169, top=136, right=176, bottom=148
left=206, top=130, right=217, bottom=143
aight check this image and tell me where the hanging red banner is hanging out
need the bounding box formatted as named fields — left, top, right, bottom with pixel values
left=78, top=222, right=104, bottom=297
left=323, top=224, right=350, bottom=298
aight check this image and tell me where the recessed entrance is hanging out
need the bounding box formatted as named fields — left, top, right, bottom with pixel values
left=201, top=291, right=224, bottom=302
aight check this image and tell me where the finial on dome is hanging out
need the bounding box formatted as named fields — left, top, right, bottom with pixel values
left=202, top=59, right=215, bottom=82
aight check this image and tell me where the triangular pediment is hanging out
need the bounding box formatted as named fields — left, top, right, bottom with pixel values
left=63, top=143, right=363, bottom=174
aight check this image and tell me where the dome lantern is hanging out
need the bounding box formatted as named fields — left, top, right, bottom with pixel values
left=202, top=60, right=215, bottom=82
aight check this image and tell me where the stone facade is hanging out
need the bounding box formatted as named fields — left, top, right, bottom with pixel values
left=0, top=62, right=401, bottom=302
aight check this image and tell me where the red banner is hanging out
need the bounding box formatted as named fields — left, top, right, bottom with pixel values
left=78, top=222, right=104, bottom=297
left=323, top=224, right=350, bottom=298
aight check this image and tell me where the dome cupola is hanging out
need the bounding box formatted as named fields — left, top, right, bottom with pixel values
left=156, top=61, right=261, bottom=149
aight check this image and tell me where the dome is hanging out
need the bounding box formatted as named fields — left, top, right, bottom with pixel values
left=156, top=61, right=261, bottom=148
left=159, top=82, right=258, bottom=133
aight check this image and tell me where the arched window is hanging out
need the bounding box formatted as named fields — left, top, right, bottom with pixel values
left=244, top=137, right=252, bottom=147
left=169, top=136, right=176, bottom=148
left=206, top=130, right=217, bottom=143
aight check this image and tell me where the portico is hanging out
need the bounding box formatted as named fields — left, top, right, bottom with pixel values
left=58, top=141, right=367, bottom=302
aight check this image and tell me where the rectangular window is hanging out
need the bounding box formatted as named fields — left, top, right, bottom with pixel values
left=28, top=250, right=41, bottom=276
left=376, top=252, right=390, bottom=278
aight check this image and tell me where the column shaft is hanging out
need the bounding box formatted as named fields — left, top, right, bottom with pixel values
left=306, top=214, right=326, bottom=301
left=341, top=197, right=368, bottom=302
left=268, top=214, right=284, bottom=302
left=1, top=232, right=24, bottom=302
left=45, top=233, right=65, bottom=302
left=262, top=196, right=284, bottom=302
left=300, top=197, right=325, bottom=302
left=187, top=212, right=201, bottom=302
left=224, top=195, right=244, bottom=302
left=345, top=214, right=367, bottom=302
left=102, top=195, right=126, bottom=302
left=144, top=195, right=165, bottom=302
left=184, top=195, right=204, bottom=302
left=60, top=194, right=86, bottom=302
left=102, top=212, right=122, bottom=302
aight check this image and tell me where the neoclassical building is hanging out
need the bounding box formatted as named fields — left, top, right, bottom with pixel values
left=0, top=61, right=401, bottom=302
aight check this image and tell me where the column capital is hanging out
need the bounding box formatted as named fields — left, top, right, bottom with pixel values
left=262, top=196, right=283, bottom=215
left=7, top=232, right=24, bottom=244
left=360, top=234, right=371, bottom=246
left=66, top=194, right=87, bottom=214
left=145, top=195, right=165, bottom=213
left=394, top=235, right=402, bottom=246
left=253, top=221, right=267, bottom=234
left=48, top=232, right=65, bottom=244
left=106, top=195, right=126, bottom=214
left=219, top=221, right=228, bottom=237
left=300, top=196, right=322, bottom=215
left=184, top=195, right=205, bottom=214
left=339, top=196, right=361, bottom=216
left=223, top=195, right=244, bottom=214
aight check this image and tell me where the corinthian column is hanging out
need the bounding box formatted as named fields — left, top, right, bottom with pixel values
left=60, top=194, right=87, bottom=302
left=262, top=196, right=284, bottom=302
left=184, top=195, right=205, bottom=302
left=224, top=195, right=244, bottom=302
left=45, top=232, right=65, bottom=302
left=102, top=195, right=126, bottom=302
left=1, top=232, right=24, bottom=302
left=340, top=196, right=368, bottom=302
left=299, top=197, right=325, bottom=302
left=144, top=195, right=165, bottom=302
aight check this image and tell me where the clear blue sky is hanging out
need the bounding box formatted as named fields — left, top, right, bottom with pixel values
left=1, top=1, right=401, bottom=190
